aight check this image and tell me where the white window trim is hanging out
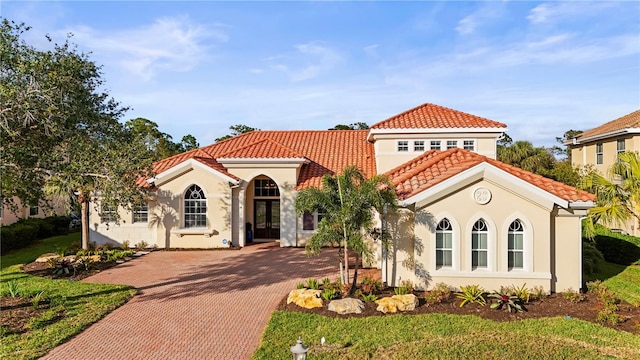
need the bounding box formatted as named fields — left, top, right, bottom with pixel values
left=397, top=140, right=409, bottom=152
left=466, top=215, right=496, bottom=272
left=430, top=140, right=442, bottom=150
left=595, top=143, right=603, bottom=165
left=431, top=213, right=460, bottom=272
left=446, top=140, right=458, bottom=150
left=502, top=214, right=533, bottom=273
left=463, top=139, right=476, bottom=151
left=301, top=210, right=326, bottom=232
left=617, top=139, right=625, bottom=155
left=133, top=204, right=149, bottom=223
left=413, top=140, right=425, bottom=152
left=183, top=184, right=208, bottom=229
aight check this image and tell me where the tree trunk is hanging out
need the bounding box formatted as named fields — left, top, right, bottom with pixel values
left=349, top=252, right=360, bottom=295
left=338, top=247, right=345, bottom=287
left=337, top=177, right=349, bottom=286
left=79, top=192, right=90, bottom=250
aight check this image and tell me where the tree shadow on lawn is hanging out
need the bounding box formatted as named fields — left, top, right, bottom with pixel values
left=106, top=243, right=340, bottom=302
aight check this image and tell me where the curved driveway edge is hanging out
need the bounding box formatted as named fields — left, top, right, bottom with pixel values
left=41, top=243, right=338, bottom=360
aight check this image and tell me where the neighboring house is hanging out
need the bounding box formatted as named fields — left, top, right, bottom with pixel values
left=1, top=197, right=68, bottom=226
left=566, top=109, right=640, bottom=236
left=91, top=103, right=594, bottom=292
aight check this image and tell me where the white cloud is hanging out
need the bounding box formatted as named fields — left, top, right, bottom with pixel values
left=455, top=3, right=507, bottom=36
left=364, top=44, right=379, bottom=57
left=528, top=2, right=617, bottom=24
left=65, top=17, right=227, bottom=80
left=268, top=42, right=343, bottom=82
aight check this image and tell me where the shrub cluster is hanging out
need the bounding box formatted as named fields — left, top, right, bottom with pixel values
left=1, top=216, right=72, bottom=253
left=593, top=234, right=640, bottom=265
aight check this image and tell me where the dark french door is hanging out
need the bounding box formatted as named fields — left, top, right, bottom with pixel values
left=254, top=200, right=280, bottom=239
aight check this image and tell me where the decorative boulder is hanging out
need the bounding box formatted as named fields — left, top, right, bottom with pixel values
left=375, top=297, right=400, bottom=314
left=375, top=294, right=419, bottom=313
left=328, top=298, right=365, bottom=315
left=35, top=253, right=59, bottom=263
left=392, top=294, right=419, bottom=311
left=287, top=289, right=323, bottom=309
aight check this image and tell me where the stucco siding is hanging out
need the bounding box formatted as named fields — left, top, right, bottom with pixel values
left=393, top=179, right=556, bottom=291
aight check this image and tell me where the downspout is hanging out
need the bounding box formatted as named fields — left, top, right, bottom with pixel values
left=230, top=183, right=240, bottom=247
left=381, top=203, right=388, bottom=286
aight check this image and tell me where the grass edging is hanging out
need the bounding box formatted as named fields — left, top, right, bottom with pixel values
left=253, top=311, right=640, bottom=359
left=1, top=233, right=137, bottom=360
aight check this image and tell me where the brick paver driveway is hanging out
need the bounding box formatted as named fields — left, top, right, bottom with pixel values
left=41, top=243, right=338, bottom=360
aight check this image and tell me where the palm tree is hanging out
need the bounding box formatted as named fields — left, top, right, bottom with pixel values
left=497, top=140, right=556, bottom=177
left=296, top=166, right=397, bottom=293
left=581, top=152, right=640, bottom=236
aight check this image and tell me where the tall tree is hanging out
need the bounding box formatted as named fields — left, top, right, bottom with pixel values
left=215, top=124, right=259, bottom=142
left=179, top=134, right=199, bottom=152
left=296, top=166, right=397, bottom=293
left=552, top=129, right=583, bottom=160
left=580, top=152, right=640, bottom=237
left=1, top=20, right=153, bottom=249
left=497, top=140, right=556, bottom=178
left=329, top=122, right=369, bottom=130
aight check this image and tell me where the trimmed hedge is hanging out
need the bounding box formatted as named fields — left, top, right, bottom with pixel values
left=1, top=216, right=72, bottom=253
left=586, top=226, right=640, bottom=265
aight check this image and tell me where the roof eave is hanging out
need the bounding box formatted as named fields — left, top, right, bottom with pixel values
left=150, top=158, right=239, bottom=186
left=218, top=157, right=309, bottom=164
left=570, top=128, right=640, bottom=145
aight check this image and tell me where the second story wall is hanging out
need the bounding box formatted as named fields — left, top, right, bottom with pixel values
left=373, top=132, right=499, bottom=173
left=570, top=135, right=637, bottom=174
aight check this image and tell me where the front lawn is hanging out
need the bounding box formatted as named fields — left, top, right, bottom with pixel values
left=253, top=311, right=640, bottom=359
left=1, top=233, right=136, bottom=360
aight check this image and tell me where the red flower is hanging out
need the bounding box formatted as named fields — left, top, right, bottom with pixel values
left=501, top=294, right=509, bottom=301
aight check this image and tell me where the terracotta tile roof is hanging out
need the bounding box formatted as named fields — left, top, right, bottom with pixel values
left=191, top=157, right=240, bottom=181
left=370, top=103, right=507, bottom=130
left=576, top=109, right=640, bottom=141
left=152, top=130, right=375, bottom=189
left=386, top=148, right=595, bottom=203
left=217, top=138, right=305, bottom=159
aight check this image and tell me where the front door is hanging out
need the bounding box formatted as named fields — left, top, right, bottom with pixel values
left=254, top=200, right=280, bottom=239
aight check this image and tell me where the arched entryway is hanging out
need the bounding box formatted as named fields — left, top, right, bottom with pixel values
left=249, top=176, right=280, bottom=242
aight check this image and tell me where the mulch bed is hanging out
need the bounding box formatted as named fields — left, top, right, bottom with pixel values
left=278, top=288, right=640, bottom=334
left=21, top=260, right=119, bottom=281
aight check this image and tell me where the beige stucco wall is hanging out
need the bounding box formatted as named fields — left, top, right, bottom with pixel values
left=373, top=133, right=499, bottom=173
left=569, top=135, right=640, bottom=236
left=384, top=174, right=584, bottom=293
left=1, top=196, right=68, bottom=226
left=90, top=165, right=233, bottom=248
left=223, top=162, right=301, bottom=247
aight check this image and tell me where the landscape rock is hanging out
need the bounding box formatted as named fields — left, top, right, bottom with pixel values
left=287, top=289, right=323, bottom=309
left=375, top=294, right=419, bottom=313
left=328, top=298, right=365, bottom=314
left=35, top=253, right=59, bottom=263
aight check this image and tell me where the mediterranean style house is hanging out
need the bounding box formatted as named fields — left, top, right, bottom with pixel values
left=91, top=103, right=594, bottom=292
left=566, top=109, right=640, bottom=236
left=1, top=197, right=68, bottom=226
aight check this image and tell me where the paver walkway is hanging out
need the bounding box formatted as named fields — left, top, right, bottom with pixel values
left=41, top=243, right=338, bottom=360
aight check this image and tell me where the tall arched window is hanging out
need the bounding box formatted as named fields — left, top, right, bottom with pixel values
left=436, top=218, right=453, bottom=268
left=185, top=185, right=206, bottom=228
left=472, top=219, right=488, bottom=269
left=508, top=219, right=524, bottom=270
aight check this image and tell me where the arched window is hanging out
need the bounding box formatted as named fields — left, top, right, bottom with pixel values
left=436, top=218, right=453, bottom=268
left=472, top=219, right=488, bottom=269
left=508, top=219, right=524, bottom=270
left=185, top=185, right=206, bottom=228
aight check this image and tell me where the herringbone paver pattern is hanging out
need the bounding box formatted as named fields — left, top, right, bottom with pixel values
left=41, top=243, right=338, bottom=360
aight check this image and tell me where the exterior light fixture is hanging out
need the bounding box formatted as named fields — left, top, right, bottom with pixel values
left=290, top=337, right=308, bottom=360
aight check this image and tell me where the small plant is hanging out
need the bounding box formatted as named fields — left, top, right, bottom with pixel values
left=322, top=277, right=331, bottom=288
left=360, top=275, right=382, bottom=293
left=489, top=291, right=524, bottom=312
left=32, top=291, right=46, bottom=309
left=321, top=288, right=339, bottom=301
left=7, top=281, right=20, bottom=297
left=47, top=257, right=60, bottom=269
left=394, top=280, right=414, bottom=295
left=562, top=288, right=585, bottom=303
left=361, top=293, right=378, bottom=302
left=296, top=282, right=305, bottom=289
left=509, top=283, right=531, bottom=303
left=135, top=241, right=149, bottom=250
left=306, top=278, right=319, bottom=290
left=424, top=282, right=453, bottom=305
left=596, top=304, right=622, bottom=325
left=121, top=240, right=130, bottom=249
left=456, top=284, right=486, bottom=307
left=52, top=258, right=77, bottom=276
left=530, top=285, right=548, bottom=300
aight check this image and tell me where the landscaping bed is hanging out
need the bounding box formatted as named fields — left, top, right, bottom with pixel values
left=278, top=282, right=640, bottom=334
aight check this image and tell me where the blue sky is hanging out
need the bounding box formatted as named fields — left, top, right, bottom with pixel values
left=4, top=1, right=639, bottom=147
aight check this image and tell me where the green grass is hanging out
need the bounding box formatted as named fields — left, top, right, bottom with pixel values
left=1, top=233, right=136, bottom=360
left=253, top=311, right=640, bottom=359
left=601, top=266, right=640, bottom=306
